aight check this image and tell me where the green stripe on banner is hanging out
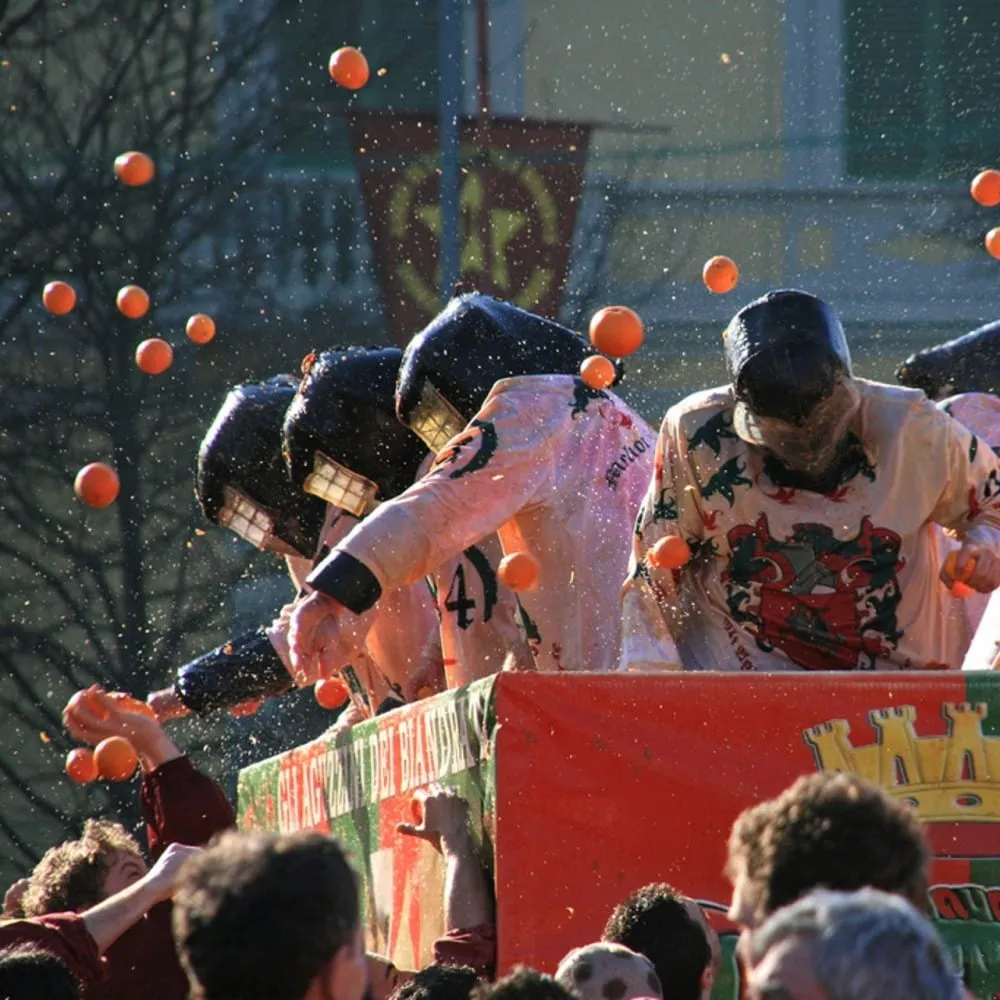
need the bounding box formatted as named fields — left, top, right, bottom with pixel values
left=936, top=673, right=1000, bottom=997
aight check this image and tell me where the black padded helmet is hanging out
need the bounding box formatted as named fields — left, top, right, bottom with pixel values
left=395, top=293, right=615, bottom=451
left=283, top=347, right=428, bottom=515
left=725, top=289, right=852, bottom=426
left=196, top=375, right=326, bottom=558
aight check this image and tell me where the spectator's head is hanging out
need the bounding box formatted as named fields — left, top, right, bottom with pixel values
left=21, top=819, right=146, bottom=915
left=174, top=830, right=365, bottom=1000
left=473, top=968, right=576, bottom=1000
left=603, top=883, right=715, bottom=1000
left=726, top=774, right=929, bottom=933
left=0, top=945, right=80, bottom=1000
left=746, top=888, right=962, bottom=1000
left=556, top=943, right=662, bottom=1000
left=391, top=964, right=479, bottom=1000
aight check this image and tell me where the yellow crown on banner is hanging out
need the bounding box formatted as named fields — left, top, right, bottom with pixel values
left=803, top=703, right=1000, bottom=823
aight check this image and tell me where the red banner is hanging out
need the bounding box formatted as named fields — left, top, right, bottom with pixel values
left=349, top=114, right=590, bottom=344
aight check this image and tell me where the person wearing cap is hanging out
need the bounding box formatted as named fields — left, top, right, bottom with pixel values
left=555, top=943, right=663, bottom=1000
left=622, top=289, right=1000, bottom=672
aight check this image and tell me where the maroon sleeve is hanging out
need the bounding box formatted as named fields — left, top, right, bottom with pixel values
left=0, top=913, right=105, bottom=989
left=432, top=924, right=496, bottom=980
left=140, top=755, right=235, bottom=859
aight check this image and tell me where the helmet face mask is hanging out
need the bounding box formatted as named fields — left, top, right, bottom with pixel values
left=283, top=347, right=429, bottom=507
left=197, top=376, right=327, bottom=560
left=404, top=381, right=468, bottom=452
left=218, top=486, right=301, bottom=558
left=303, top=451, right=380, bottom=517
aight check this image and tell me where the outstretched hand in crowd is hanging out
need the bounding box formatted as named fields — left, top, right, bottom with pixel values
left=63, top=685, right=183, bottom=772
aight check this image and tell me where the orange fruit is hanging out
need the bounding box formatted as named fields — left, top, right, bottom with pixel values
left=703, top=255, right=740, bottom=294
left=943, top=550, right=976, bottom=597
left=579, top=355, right=616, bottom=390
left=589, top=306, right=644, bottom=358
left=74, top=463, right=120, bottom=507
left=315, top=677, right=350, bottom=710
left=94, top=736, right=138, bottom=781
left=986, top=228, right=1000, bottom=260
left=113, top=151, right=155, bottom=187
left=649, top=535, right=691, bottom=570
left=106, top=692, right=157, bottom=719
left=497, top=551, right=540, bottom=591
left=67, top=688, right=111, bottom=721
left=186, top=313, right=216, bottom=345
left=66, top=748, right=99, bottom=784
left=328, top=47, right=370, bottom=90
left=135, top=338, right=173, bottom=375
left=971, top=169, right=1000, bottom=207
left=43, top=280, right=77, bottom=315
left=117, top=284, right=150, bottom=319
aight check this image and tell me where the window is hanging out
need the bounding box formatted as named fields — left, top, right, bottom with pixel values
left=844, top=0, right=1000, bottom=181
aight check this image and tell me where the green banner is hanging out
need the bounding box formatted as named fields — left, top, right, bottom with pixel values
left=238, top=677, right=497, bottom=968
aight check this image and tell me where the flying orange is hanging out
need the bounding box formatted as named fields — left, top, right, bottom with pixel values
left=186, top=313, right=216, bottom=345
left=43, top=280, right=77, bottom=315
left=114, top=151, right=155, bottom=187
left=986, top=228, right=1000, bottom=260
left=971, top=169, right=1000, bottom=207
left=135, top=338, right=173, bottom=375
left=117, top=285, right=150, bottom=319
left=329, top=47, right=370, bottom=90
left=74, top=463, right=120, bottom=507
left=315, top=677, right=350, bottom=710
left=498, top=551, right=540, bottom=591
left=649, top=535, right=691, bottom=570
left=579, top=355, right=616, bottom=390
left=94, top=736, right=138, bottom=781
left=66, top=748, right=99, bottom=784
left=703, top=256, right=740, bottom=294
left=589, top=306, right=644, bottom=358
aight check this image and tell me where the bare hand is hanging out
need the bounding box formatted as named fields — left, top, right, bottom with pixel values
left=65, top=686, right=181, bottom=770
left=147, top=687, right=192, bottom=723
left=942, top=539, right=1000, bottom=593
left=288, top=591, right=356, bottom=686
left=3, top=877, right=30, bottom=917
left=396, top=785, right=471, bottom=851
left=144, top=843, right=203, bottom=902
left=63, top=686, right=160, bottom=746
